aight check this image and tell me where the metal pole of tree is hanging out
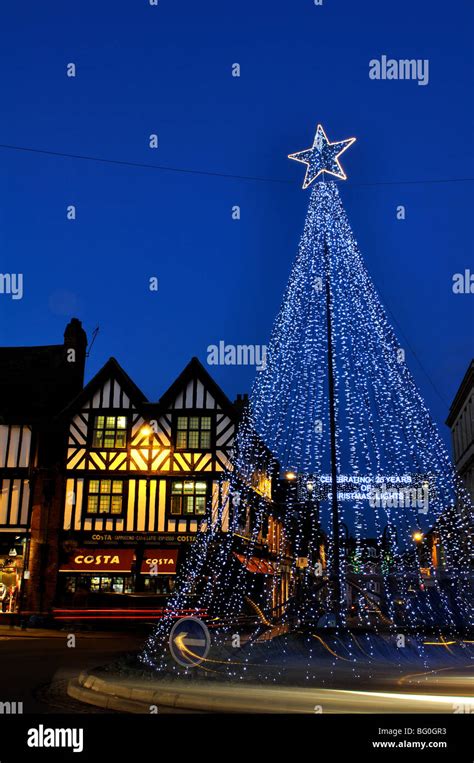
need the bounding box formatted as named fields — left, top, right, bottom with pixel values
left=324, top=234, right=342, bottom=626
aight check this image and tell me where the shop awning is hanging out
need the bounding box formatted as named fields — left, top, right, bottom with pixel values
left=233, top=552, right=277, bottom=575
left=59, top=548, right=135, bottom=573
left=140, top=549, right=178, bottom=575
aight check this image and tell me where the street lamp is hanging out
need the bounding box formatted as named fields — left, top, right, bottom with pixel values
left=412, top=530, right=425, bottom=590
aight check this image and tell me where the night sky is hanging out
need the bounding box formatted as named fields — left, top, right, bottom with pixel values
left=0, top=0, right=472, bottom=446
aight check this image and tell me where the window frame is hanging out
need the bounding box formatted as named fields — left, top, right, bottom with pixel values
left=168, top=479, right=209, bottom=517
left=89, top=411, right=129, bottom=451
left=85, top=477, right=127, bottom=516
left=173, top=413, right=214, bottom=452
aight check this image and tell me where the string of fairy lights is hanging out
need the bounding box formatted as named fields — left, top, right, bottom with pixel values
left=140, top=126, right=473, bottom=676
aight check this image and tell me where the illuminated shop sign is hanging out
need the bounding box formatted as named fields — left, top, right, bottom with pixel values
left=59, top=548, right=135, bottom=573
left=140, top=549, right=178, bottom=575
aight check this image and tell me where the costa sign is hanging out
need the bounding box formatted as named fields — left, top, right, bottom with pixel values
left=140, top=549, right=178, bottom=575
left=59, top=548, right=134, bottom=573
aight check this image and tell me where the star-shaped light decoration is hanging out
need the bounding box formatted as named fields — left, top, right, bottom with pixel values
left=288, top=124, right=356, bottom=189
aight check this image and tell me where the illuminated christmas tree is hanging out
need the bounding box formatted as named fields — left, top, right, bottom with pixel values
left=141, top=126, right=473, bottom=670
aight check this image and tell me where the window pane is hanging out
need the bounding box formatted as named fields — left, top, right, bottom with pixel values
left=201, top=417, right=211, bottom=430
left=106, top=417, right=115, bottom=428
left=195, top=482, right=207, bottom=494
left=104, top=433, right=115, bottom=448
left=189, top=417, right=199, bottom=430
left=170, top=496, right=182, bottom=515
left=116, top=416, right=127, bottom=429
left=99, top=496, right=110, bottom=513
left=195, top=496, right=206, bottom=514
left=115, top=431, right=126, bottom=448
left=112, top=577, right=124, bottom=593
left=177, top=417, right=187, bottom=430
left=100, top=480, right=111, bottom=493
left=92, top=432, right=103, bottom=447
left=183, top=482, right=194, bottom=494
left=188, top=431, right=199, bottom=448
left=176, top=431, right=187, bottom=448
left=200, top=432, right=210, bottom=449
left=96, top=416, right=104, bottom=428
left=172, top=482, right=183, bottom=494
left=89, top=480, right=100, bottom=494
left=87, top=496, right=98, bottom=513
left=111, top=496, right=122, bottom=514
left=112, top=481, right=123, bottom=494
left=184, top=496, right=194, bottom=514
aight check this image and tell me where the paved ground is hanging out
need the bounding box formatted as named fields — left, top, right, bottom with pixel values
left=2, top=625, right=474, bottom=714
left=0, top=625, right=146, bottom=713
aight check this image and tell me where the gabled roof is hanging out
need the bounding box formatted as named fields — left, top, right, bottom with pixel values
left=56, top=357, right=149, bottom=419
left=156, top=356, right=236, bottom=418
left=57, top=355, right=240, bottom=424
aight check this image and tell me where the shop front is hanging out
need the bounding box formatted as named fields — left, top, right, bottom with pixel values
left=0, top=535, right=27, bottom=615
left=55, top=545, right=180, bottom=616
left=58, top=547, right=136, bottom=606
left=141, top=549, right=178, bottom=595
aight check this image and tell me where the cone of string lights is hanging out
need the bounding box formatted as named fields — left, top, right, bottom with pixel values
left=140, top=125, right=473, bottom=673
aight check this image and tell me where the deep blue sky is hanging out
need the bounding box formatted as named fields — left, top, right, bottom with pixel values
left=0, top=0, right=472, bottom=445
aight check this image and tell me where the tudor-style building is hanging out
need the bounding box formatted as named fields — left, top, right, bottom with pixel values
left=54, top=354, right=290, bottom=620
left=0, top=320, right=292, bottom=622
left=0, top=319, right=87, bottom=617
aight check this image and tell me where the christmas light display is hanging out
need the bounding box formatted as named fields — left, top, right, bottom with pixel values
left=288, top=124, right=356, bottom=187
left=141, top=126, right=473, bottom=675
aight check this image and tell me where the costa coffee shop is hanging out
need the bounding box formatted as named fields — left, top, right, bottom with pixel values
left=57, top=543, right=179, bottom=607
left=54, top=355, right=240, bottom=617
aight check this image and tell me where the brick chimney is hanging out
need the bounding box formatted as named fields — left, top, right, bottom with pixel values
left=63, top=318, right=88, bottom=392
left=233, top=392, right=249, bottom=418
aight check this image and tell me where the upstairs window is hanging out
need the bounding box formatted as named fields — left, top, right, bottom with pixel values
left=175, top=416, right=211, bottom=450
left=87, top=479, right=124, bottom=514
left=170, top=481, right=207, bottom=515
left=92, top=415, right=127, bottom=449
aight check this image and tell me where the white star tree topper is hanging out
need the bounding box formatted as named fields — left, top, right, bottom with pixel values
left=288, top=124, right=356, bottom=188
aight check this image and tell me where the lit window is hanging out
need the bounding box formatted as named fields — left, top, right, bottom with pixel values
left=170, top=480, right=208, bottom=515
left=92, top=415, right=127, bottom=449
left=175, top=416, right=212, bottom=449
left=87, top=480, right=124, bottom=514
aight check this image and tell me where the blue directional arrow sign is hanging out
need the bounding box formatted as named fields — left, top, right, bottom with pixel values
left=168, top=617, right=211, bottom=667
